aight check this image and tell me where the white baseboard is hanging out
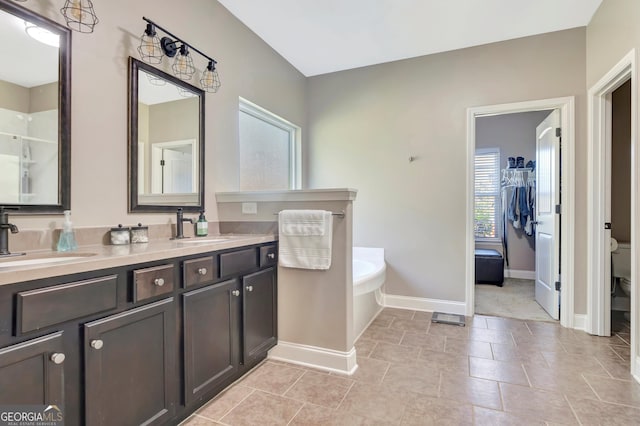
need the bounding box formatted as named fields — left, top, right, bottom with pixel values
left=268, top=341, right=358, bottom=375
left=573, top=314, right=587, bottom=331
left=504, top=269, right=536, bottom=280
left=382, top=293, right=466, bottom=315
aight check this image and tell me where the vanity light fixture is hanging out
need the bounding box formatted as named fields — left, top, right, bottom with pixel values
left=139, top=17, right=221, bottom=93
left=137, top=23, right=163, bottom=64
left=172, top=44, right=196, bottom=80
left=60, top=0, right=99, bottom=33
left=200, top=60, right=221, bottom=93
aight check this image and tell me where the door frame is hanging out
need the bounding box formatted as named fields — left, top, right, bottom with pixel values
left=466, top=97, right=576, bottom=329
left=587, top=49, right=637, bottom=377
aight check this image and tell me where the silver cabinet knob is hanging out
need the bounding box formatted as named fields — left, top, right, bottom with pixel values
left=154, top=277, right=165, bottom=286
left=50, top=353, right=65, bottom=365
left=90, top=339, right=104, bottom=350
left=197, top=267, right=207, bottom=276
left=267, top=253, right=275, bottom=259
left=246, top=285, right=254, bottom=292
left=232, top=290, right=240, bottom=297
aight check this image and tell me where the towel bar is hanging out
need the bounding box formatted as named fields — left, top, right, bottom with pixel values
left=274, top=210, right=345, bottom=219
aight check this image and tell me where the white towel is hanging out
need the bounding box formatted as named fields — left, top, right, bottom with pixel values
left=278, top=210, right=333, bottom=270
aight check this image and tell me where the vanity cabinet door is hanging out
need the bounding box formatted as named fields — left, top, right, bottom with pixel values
left=84, top=298, right=174, bottom=426
left=183, top=279, right=240, bottom=405
left=0, top=331, right=64, bottom=406
left=242, top=268, right=277, bottom=364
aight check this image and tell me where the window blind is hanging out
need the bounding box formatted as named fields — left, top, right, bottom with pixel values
left=475, top=149, right=500, bottom=239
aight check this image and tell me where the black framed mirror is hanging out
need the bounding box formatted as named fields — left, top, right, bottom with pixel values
left=128, top=57, right=205, bottom=213
left=0, top=0, right=71, bottom=214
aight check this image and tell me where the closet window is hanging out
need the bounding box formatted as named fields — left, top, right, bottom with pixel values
left=474, top=148, right=501, bottom=240
left=239, top=98, right=301, bottom=190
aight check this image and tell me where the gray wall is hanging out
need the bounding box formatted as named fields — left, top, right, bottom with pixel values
left=14, top=0, right=307, bottom=229
left=475, top=110, right=552, bottom=272
left=611, top=80, right=631, bottom=243
left=307, top=29, right=586, bottom=303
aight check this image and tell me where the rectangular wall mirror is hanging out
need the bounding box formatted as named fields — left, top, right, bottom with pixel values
left=128, top=57, right=205, bottom=213
left=0, top=0, right=71, bottom=214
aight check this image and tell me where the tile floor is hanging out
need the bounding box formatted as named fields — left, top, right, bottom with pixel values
left=181, top=308, right=639, bottom=425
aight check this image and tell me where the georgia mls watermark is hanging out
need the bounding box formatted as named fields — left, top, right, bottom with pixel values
left=0, top=405, right=64, bottom=426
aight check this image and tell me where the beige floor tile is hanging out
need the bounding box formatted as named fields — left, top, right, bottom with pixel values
left=428, top=322, right=470, bottom=339
left=469, top=357, right=529, bottom=386
left=290, top=403, right=388, bottom=426
left=337, top=381, right=414, bottom=423
left=445, top=337, right=493, bottom=359
left=611, top=344, right=631, bottom=360
left=469, top=328, right=514, bottom=345
left=490, top=342, right=549, bottom=366
left=284, top=371, right=353, bottom=408
left=417, top=348, right=470, bottom=374
left=400, top=331, right=445, bottom=352
left=567, top=396, right=640, bottom=425
left=220, top=390, right=303, bottom=425
left=354, top=338, right=377, bottom=358
left=412, top=310, right=434, bottom=322
left=239, top=362, right=305, bottom=395
left=525, top=321, right=572, bottom=338
left=468, top=316, right=488, bottom=329
left=378, top=308, right=416, bottom=320
left=390, top=318, right=432, bottom=333
left=402, top=396, right=473, bottom=425
left=180, top=414, right=221, bottom=425
left=361, top=324, right=404, bottom=344
left=197, top=385, right=253, bottom=421
left=595, top=355, right=635, bottom=380
left=349, top=356, right=390, bottom=384
left=540, top=351, right=609, bottom=376
left=583, top=374, right=640, bottom=407
left=500, top=383, right=578, bottom=424
left=439, top=372, right=502, bottom=410
left=485, top=317, right=530, bottom=332
left=371, top=315, right=394, bottom=328
left=522, top=364, right=598, bottom=399
left=370, top=341, right=420, bottom=363
left=382, top=363, right=440, bottom=397
left=472, top=406, right=545, bottom=426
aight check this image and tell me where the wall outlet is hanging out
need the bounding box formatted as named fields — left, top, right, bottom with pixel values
left=242, top=202, right=257, bottom=214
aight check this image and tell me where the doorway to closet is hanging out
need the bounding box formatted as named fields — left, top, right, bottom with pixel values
left=474, top=110, right=556, bottom=321
left=466, top=96, right=576, bottom=328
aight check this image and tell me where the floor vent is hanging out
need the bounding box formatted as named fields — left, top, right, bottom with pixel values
left=431, top=312, right=465, bottom=327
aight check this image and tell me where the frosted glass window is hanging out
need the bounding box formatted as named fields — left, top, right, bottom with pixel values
left=239, top=99, right=300, bottom=190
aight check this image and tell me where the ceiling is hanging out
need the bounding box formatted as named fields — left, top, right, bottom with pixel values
left=218, top=0, right=603, bottom=77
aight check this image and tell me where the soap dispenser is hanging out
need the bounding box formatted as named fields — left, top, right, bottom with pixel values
left=196, top=211, right=208, bottom=237
left=57, top=210, right=78, bottom=252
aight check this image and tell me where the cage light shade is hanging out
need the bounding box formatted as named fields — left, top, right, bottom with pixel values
left=172, top=46, right=196, bottom=80
left=137, top=24, right=163, bottom=64
left=60, top=0, right=99, bottom=33
left=200, top=62, right=221, bottom=93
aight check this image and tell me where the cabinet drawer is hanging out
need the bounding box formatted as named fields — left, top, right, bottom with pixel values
left=133, top=264, right=174, bottom=302
left=17, top=275, right=118, bottom=334
left=219, top=248, right=257, bottom=278
left=259, top=244, right=278, bottom=268
left=183, top=256, right=217, bottom=288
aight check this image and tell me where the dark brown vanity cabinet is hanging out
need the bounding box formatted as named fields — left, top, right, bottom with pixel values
left=183, top=279, right=241, bottom=404
left=0, top=331, right=65, bottom=406
left=243, top=268, right=277, bottom=363
left=84, top=298, right=175, bottom=426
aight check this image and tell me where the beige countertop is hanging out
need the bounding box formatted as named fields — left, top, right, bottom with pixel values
left=0, top=234, right=277, bottom=286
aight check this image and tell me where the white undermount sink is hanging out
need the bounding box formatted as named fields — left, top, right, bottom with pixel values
left=177, top=238, right=231, bottom=244
left=0, top=252, right=96, bottom=269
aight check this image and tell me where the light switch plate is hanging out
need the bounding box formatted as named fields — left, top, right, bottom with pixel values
left=242, top=202, right=257, bottom=214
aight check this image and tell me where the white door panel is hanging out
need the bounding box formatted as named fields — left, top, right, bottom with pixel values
left=535, top=110, right=561, bottom=320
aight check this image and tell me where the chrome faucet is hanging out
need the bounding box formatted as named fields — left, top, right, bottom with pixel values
left=173, top=208, right=193, bottom=239
left=0, top=207, right=24, bottom=257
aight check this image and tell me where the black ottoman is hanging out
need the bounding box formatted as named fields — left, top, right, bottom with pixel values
left=475, top=249, right=504, bottom=286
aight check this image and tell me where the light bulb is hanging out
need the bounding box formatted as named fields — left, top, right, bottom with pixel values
left=71, top=0, right=83, bottom=21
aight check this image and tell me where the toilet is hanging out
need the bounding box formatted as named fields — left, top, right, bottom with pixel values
left=612, top=241, right=632, bottom=297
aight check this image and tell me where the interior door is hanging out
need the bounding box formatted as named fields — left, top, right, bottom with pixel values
left=535, top=110, right=561, bottom=320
